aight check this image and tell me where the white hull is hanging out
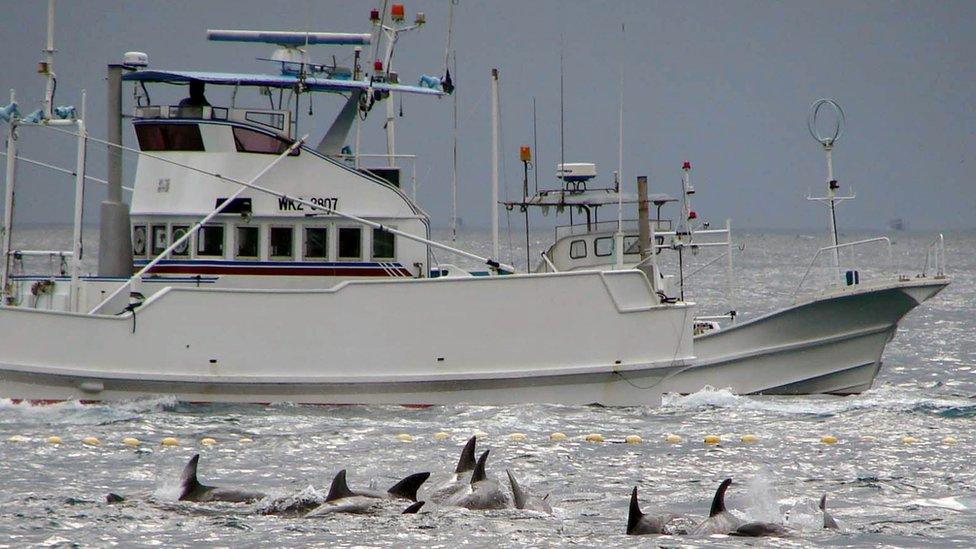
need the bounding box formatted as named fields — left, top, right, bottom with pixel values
left=0, top=270, right=695, bottom=406
left=662, top=278, right=948, bottom=395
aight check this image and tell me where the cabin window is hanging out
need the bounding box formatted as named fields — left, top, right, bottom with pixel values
left=269, top=226, right=294, bottom=259
left=132, top=225, right=147, bottom=257
left=151, top=224, right=168, bottom=256
left=236, top=226, right=260, bottom=258
left=624, top=235, right=640, bottom=254
left=232, top=127, right=298, bottom=155
left=304, top=227, right=328, bottom=260
left=135, top=123, right=205, bottom=151
left=245, top=111, right=285, bottom=130
left=569, top=239, right=587, bottom=259
left=171, top=225, right=190, bottom=257
left=338, top=227, right=362, bottom=260
left=197, top=224, right=224, bottom=257
left=372, top=228, right=395, bottom=260
left=594, top=236, right=614, bottom=257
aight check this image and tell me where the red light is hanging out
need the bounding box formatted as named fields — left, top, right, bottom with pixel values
left=373, top=59, right=383, bottom=72
left=391, top=3, right=405, bottom=21
left=369, top=8, right=380, bottom=22
left=682, top=161, right=691, bottom=170
left=688, top=210, right=697, bottom=220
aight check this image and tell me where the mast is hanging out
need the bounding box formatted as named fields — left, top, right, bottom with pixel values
left=97, top=63, right=133, bottom=277
left=490, top=68, right=500, bottom=263
left=806, top=98, right=850, bottom=284
left=614, top=22, right=625, bottom=269
left=41, top=0, right=56, bottom=120
left=451, top=51, right=458, bottom=241
left=0, top=90, right=16, bottom=302
left=69, top=90, right=86, bottom=311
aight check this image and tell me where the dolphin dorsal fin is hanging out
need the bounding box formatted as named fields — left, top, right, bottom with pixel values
left=627, top=486, right=645, bottom=534
left=387, top=472, right=431, bottom=502
left=471, top=449, right=490, bottom=484
left=507, top=470, right=527, bottom=509
left=455, top=436, right=477, bottom=474
left=710, top=478, right=732, bottom=517
left=819, top=493, right=827, bottom=511
left=325, top=469, right=356, bottom=502
left=402, top=501, right=425, bottom=514
left=178, top=454, right=203, bottom=500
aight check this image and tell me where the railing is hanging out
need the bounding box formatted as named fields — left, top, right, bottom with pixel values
left=921, top=233, right=946, bottom=278
left=554, top=218, right=671, bottom=241
left=793, top=237, right=892, bottom=299
left=7, top=250, right=73, bottom=278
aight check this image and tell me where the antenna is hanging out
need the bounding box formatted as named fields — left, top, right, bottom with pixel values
left=559, top=38, right=565, bottom=184
left=40, top=0, right=57, bottom=120
left=806, top=98, right=854, bottom=283
left=615, top=22, right=625, bottom=269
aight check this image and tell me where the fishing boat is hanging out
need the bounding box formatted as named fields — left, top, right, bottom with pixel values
left=509, top=100, right=948, bottom=396
left=0, top=3, right=696, bottom=406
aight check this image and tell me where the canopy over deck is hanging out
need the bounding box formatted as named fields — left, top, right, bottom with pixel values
left=122, top=69, right=446, bottom=96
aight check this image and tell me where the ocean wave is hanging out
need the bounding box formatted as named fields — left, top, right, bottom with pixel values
left=661, top=385, right=975, bottom=417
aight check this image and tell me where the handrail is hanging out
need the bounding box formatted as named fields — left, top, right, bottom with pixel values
left=793, top=236, right=891, bottom=298
left=540, top=251, right=558, bottom=272
left=922, top=233, right=945, bottom=277
left=8, top=250, right=72, bottom=257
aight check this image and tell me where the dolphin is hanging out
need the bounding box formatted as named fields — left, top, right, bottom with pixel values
left=105, top=493, right=126, bottom=504
left=446, top=449, right=510, bottom=510
left=626, top=486, right=675, bottom=535
left=304, top=469, right=430, bottom=517
left=731, top=521, right=790, bottom=537
left=506, top=469, right=553, bottom=515
left=178, top=454, right=266, bottom=504
left=691, top=478, right=743, bottom=535
left=820, top=493, right=839, bottom=529
left=429, top=436, right=478, bottom=503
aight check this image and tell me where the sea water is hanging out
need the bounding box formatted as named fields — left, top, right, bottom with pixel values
left=0, top=227, right=973, bottom=547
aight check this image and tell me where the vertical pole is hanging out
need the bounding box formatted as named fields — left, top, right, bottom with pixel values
left=614, top=175, right=623, bottom=269
left=70, top=90, right=87, bottom=312
left=726, top=218, right=736, bottom=323
left=522, top=160, right=530, bottom=271
left=490, top=68, right=499, bottom=263
left=42, top=0, right=56, bottom=120
left=383, top=32, right=397, bottom=168
left=637, top=176, right=649, bottom=261
left=97, top=64, right=133, bottom=277
left=0, top=90, right=17, bottom=302
left=825, top=146, right=841, bottom=281
left=451, top=52, right=458, bottom=242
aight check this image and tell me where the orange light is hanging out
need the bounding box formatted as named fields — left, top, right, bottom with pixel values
left=391, top=4, right=405, bottom=21
left=520, top=146, right=532, bottom=162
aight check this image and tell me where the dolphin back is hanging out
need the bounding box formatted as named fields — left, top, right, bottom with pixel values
left=820, top=494, right=839, bottom=529
left=456, top=436, right=478, bottom=474
left=325, top=470, right=357, bottom=502
left=627, top=486, right=644, bottom=534
left=179, top=454, right=205, bottom=501
left=507, top=470, right=528, bottom=509
left=402, top=501, right=425, bottom=514
left=471, top=450, right=490, bottom=484
left=710, top=478, right=732, bottom=517
left=387, top=472, right=431, bottom=502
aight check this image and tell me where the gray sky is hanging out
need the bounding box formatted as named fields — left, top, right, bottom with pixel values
left=1, top=0, right=973, bottom=230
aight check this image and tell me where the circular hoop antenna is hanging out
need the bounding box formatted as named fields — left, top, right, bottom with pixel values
left=807, top=98, right=845, bottom=147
